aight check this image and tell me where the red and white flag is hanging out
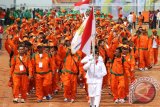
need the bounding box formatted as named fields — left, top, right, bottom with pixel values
left=71, top=8, right=95, bottom=55
left=74, top=0, right=90, bottom=7
left=74, top=0, right=90, bottom=14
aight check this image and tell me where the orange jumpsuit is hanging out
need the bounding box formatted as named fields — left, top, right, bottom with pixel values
left=149, top=35, right=159, bottom=65
left=123, top=54, right=135, bottom=97
left=131, top=35, right=139, bottom=60
left=32, top=53, right=53, bottom=100
left=110, top=57, right=125, bottom=100
left=10, top=55, right=32, bottom=99
left=61, top=51, right=83, bottom=100
left=138, top=15, right=143, bottom=27
left=138, top=34, right=150, bottom=68
left=51, top=53, right=61, bottom=92
left=110, top=37, right=120, bottom=54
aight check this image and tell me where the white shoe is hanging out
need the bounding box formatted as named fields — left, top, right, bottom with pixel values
left=139, top=68, right=144, bottom=71
left=20, top=99, right=25, bottom=103
left=71, top=99, right=75, bottom=103
left=114, top=99, right=119, bottom=103
left=144, top=67, right=148, bottom=71
left=13, top=98, right=19, bottom=103
left=64, top=98, right=69, bottom=102
left=43, top=96, right=46, bottom=100
left=119, top=99, right=125, bottom=103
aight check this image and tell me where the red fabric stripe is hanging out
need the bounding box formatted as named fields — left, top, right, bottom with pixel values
left=74, top=0, right=90, bottom=6
left=80, top=8, right=93, bottom=50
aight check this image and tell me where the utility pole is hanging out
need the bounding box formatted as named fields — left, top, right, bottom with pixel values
left=14, top=0, right=16, bottom=9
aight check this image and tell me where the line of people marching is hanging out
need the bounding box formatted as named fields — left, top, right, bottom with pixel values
left=4, top=8, right=160, bottom=106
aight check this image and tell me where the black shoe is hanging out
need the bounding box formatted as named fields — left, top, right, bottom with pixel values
left=46, top=95, right=52, bottom=100
left=54, top=90, right=58, bottom=95
left=148, top=66, right=152, bottom=69
left=37, top=100, right=42, bottom=103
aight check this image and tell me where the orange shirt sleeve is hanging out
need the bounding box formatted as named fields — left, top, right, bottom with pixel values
left=5, top=39, right=11, bottom=54
left=10, top=56, right=16, bottom=76
left=28, top=58, right=33, bottom=77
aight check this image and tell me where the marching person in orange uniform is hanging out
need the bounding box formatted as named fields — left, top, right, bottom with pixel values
left=110, top=47, right=126, bottom=103
left=32, top=43, right=53, bottom=103
left=131, top=30, right=141, bottom=65
left=132, top=12, right=136, bottom=29
left=138, top=12, right=144, bottom=27
left=50, top=42, right=61, bottom=94
left=98, top=40, right=108, bottom=89
left=108, top=26, right=120, bottom=59
left=121, top=45, right=135, bottom=98
left=61, top=39, right=83, bottom=103
left=149, top=29, right=160, bottom=65
left=138, top=28, right=151, bottom=71
left=5, top=35, right=19, bottom=61
left=23, top=40, right=35, bottom=94
left=10, top=43, right=33, bottom=103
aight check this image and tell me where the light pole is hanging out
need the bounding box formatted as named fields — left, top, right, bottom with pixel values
left=14, top=0, right=16, bottom=8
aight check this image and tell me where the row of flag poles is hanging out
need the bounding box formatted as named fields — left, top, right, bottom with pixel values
left=71, top=0, right=96, bottom=55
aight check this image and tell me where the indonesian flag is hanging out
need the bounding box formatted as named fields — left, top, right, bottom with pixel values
left=71, top=8, right=95, bottom=55
left=74, top=0, right=90, bottom=14
left=74, top=0, right=90, bottom=6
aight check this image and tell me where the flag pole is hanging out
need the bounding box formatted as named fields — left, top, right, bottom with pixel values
left=91, top=0, right=96, bottom=75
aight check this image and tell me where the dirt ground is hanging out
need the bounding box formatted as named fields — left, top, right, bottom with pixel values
left=0, top=39, right=160, bottom=107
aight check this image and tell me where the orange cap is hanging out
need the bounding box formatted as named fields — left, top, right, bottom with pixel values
left=122, top=44, right=129, bottom=49
left=96, top=10, right=101, bottom=15
left=65, top=36, right=72, bottom=41
left=16, top=18, right=20, bottom=22
left=108, top=14, right=113, bottom=19
left=152, top=29, right=157, bottom=33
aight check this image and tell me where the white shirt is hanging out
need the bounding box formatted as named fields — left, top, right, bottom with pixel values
left=152, top=38, right=158, bottom=48
left=157, top=12, right=160, bottom=20
left=81, top=54, right=107, bottom=84
left=128, top=14, right=133, bottom=23
left=39, top=54, right=43, bottom=58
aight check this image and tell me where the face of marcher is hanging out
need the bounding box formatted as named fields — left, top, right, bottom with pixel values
left=44, top=47, right=50, bottom=53
left=50, top=48, right=54, bottom=54
left=18, top=47, right=25, bottom=55
left=100, top=41, right=104, bottom=47
left=153, top=32, right=157, bottom=35
left=122, top=48, right=129, bottom=55
left=122, top=40, right=128, bottom=45
left=95, top=52, right=99, bottom=60
left=114, top=49, right=121, bottom=57
left=65, top=40, right=71, bottom=47
left=37, top=46, right=43, bottom=54
left=9, top=35, right=13, bottom=39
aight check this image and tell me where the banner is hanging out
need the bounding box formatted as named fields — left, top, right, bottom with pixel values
left=52, top=0, right=80, bottom=3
